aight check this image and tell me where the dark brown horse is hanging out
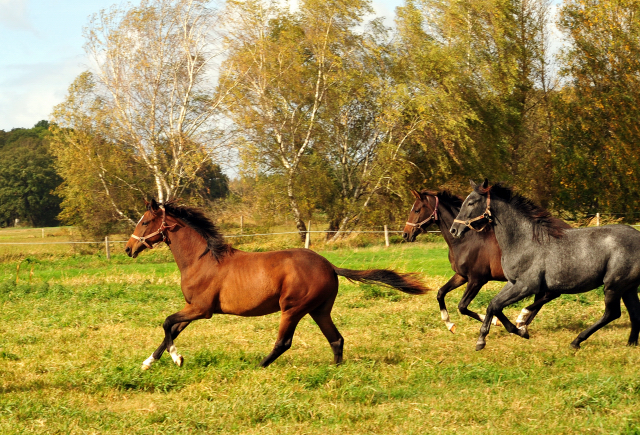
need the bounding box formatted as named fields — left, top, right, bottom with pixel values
left=402, top=189, right=572, bottom=333
left=125, top=199, right=429, bottom=369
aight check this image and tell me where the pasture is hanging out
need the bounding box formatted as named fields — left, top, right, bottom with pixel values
left=1, top=227, right=640, bottom=434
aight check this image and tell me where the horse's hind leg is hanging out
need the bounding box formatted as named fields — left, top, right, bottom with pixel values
left=310, top=309, right=344, bottom=365
left=621, top=290, right=640, bottom=346
left=260, top=310, right=305, bottom=368
left=437, top=274, right=467, bottom=333
left=570, top=289, right=621, bottom=349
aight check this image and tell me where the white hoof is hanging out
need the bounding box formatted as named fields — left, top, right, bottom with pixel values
left=141, top=355, right=156, bottom=371
left=446, top=322, right=456, bottom=334
left=492, top=317, right=501, bottom=326
left=168, top=345, right=183, bottom=367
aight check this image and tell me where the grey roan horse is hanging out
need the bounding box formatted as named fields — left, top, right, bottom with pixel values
left=450, top=179, right=640, bottom=351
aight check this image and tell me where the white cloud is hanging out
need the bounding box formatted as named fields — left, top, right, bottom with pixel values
left=0, top=0, right=33, bottom=31
left=0, top=56, right=85, bottom=130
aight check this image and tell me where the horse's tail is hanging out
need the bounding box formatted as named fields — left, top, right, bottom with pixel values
left=332, top=266, right=430, bottom=295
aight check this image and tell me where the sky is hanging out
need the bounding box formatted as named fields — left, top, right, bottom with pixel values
left=0, top=0, right=404, bottom=131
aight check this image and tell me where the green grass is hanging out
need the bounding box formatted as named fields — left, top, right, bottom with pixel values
left=1, top=228, right=640, bottom=434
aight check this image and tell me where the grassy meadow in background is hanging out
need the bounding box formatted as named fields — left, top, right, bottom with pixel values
left=1, top=226, right=640, bottom=434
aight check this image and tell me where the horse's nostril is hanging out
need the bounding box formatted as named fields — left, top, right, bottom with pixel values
left=450, top=228, right=457, bottom=236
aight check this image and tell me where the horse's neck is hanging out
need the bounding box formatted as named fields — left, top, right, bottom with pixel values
left=435, top=200, right=460, bottom=248
left=166, top=224, right=211, bottom=274
left=491, top=199, right=534, bottom=255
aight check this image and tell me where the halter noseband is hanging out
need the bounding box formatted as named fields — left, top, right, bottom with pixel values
left=130, top=207, right=177, bottom=249
left=453, top=191, right=493, bottom=232
left=406, top=195, right=439, bottom=229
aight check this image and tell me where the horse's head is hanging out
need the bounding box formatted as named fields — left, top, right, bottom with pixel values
left=403, top=190, right=439, bottom=242
left=450, top=179, right=492, bottom=239
left=125, top=199, right=175, bottom=258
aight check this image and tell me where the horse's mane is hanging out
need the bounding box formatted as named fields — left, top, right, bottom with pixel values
left=420, top=189, right=463, bottom=211
left=477, top=183, right=567, bottom=241
left=162, top=199, right=233, bottom=261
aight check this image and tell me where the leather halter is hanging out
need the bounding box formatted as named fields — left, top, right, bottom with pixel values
left=130, top=207, right=177, bottom=249
left=453, top=191, right=493, bottom=232
left=406, top=195, right=439, bottom=228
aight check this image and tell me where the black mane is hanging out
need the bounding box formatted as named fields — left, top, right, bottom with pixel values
left=162, top=199, right=233, bottom=261
left=421, top=189, right=463, bottom=212
left=477, top=183, right=567, bottom=240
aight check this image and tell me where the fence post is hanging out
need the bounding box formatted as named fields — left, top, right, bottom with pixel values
left=240, top=215, right=243, bottom=234
left=596, top=212, right=600, bottom=226
left=42, top=228, right=44, bottom=238
left=384, top=225, right=390, bottom=247
left=305, top=221, right=311, bottom=249
left=105, top=236, right=111, bottom=260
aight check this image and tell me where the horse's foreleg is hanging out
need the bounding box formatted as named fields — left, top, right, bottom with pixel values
left=622, top=290, right=640, bottom=346
left=437, top=274, right=467, bottom=333
left=476, top=282, right=535, bottom=351
left=457, top=278, right=499, bottom=326
left=260, top=310, right=305, bottom=368
left=142, top=304, right=206, bottom=370
left=570, top=289, right=621, bottom=349
left=142, top=321, right=192, bottom=370
left=516, top=291, right=560, bottom=328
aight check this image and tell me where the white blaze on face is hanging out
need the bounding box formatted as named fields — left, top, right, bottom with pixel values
left=136, top=212, right=146, bottom=226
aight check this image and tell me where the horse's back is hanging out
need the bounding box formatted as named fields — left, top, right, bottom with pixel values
left=544, top=225, right=640, bottom=292
left=215, top=249, right=338, bottom=316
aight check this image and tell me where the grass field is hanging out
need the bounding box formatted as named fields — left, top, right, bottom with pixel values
left=1, top=227, right=640, bottom=434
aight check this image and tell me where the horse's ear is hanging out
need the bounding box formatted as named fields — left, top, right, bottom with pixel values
left=410, top=190, right=421, bottom=199
left=150, top=199, right=160, bottom=211
left=144, top=199, right=150, bottom=209
left=482, top=178, right=489, bottom=189
left=469, top=179, right=477, bottom=188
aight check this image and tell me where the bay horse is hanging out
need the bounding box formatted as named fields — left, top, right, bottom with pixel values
left=402, top=190, right=571, bottom=333
left=125, top=199, right=429, bottom=370
left=451, top=180, right=640, bottom=351
left=402, top=189, right=504, bottom=332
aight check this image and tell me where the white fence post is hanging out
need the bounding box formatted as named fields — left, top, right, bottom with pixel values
left=596, top=212, right=600, bottom=226
left=41, top=228, right=44, bottom=238
left=384, top=225, right=390, bottom=247
left=305, top=221, right=311, bottom=249
left=105, top=236, right=111, bottom=260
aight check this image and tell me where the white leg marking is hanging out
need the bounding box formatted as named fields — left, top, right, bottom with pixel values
left=441, top=309, right=456, bottom=332
left=479, top=313, right=499, bottom=325
left=141, top=354, right=156, bottom=371
left=516, top=308, right=531, bottom=326
left=440, top=309, right=450, bottom=321
left=479, top=314, right=485, bottom=321
left=168, top=345, right=183, bottom=366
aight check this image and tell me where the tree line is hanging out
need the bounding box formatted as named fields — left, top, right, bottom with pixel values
left=5, top=0, right=638, bottom=236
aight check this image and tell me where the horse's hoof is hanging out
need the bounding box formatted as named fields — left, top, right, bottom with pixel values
left=518, top=326, right=529, bottom=339
left=570, top=341, right=581, bottom=350
left=516, top=322, right=524, bottom=328
left=628, top=340, right=639, bottom=347
left=492, top=317, right=501, bottom=326
left=141, top=364, right=151, bottom=371
left=448, top=324, right=456, bottom=334
left=176, top=355, right=184, bottom=367
left=475, top=341, right=486, bottom=351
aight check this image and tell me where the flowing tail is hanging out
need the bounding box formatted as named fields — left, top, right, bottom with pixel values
left=332, top=266, right=430, bottom=295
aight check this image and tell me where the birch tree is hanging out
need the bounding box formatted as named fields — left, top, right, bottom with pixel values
left=221, top=0, right=373, bottom=240
left=53, top=0, right=231, bottom=212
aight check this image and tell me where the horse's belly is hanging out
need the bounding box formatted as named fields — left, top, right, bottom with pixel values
left=218, top=290, right=281, bottom=316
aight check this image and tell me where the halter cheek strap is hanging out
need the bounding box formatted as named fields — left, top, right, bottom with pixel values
left=453, top=191, right=493, bottom=232
left=130, top=207, right=177, bottom=249
left=406, top=195, right=439, bottom=228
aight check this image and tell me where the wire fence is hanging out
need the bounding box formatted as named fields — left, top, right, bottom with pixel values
left=0, top=229, right=442, bottom=245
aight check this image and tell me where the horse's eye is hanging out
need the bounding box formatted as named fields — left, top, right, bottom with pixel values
left=141, top=221, right=150, bottom=226
left=414, top=209, right=420, bottom=213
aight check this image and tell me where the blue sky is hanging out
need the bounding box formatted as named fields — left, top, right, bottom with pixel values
left=0, top=0, right=404, bottom=131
